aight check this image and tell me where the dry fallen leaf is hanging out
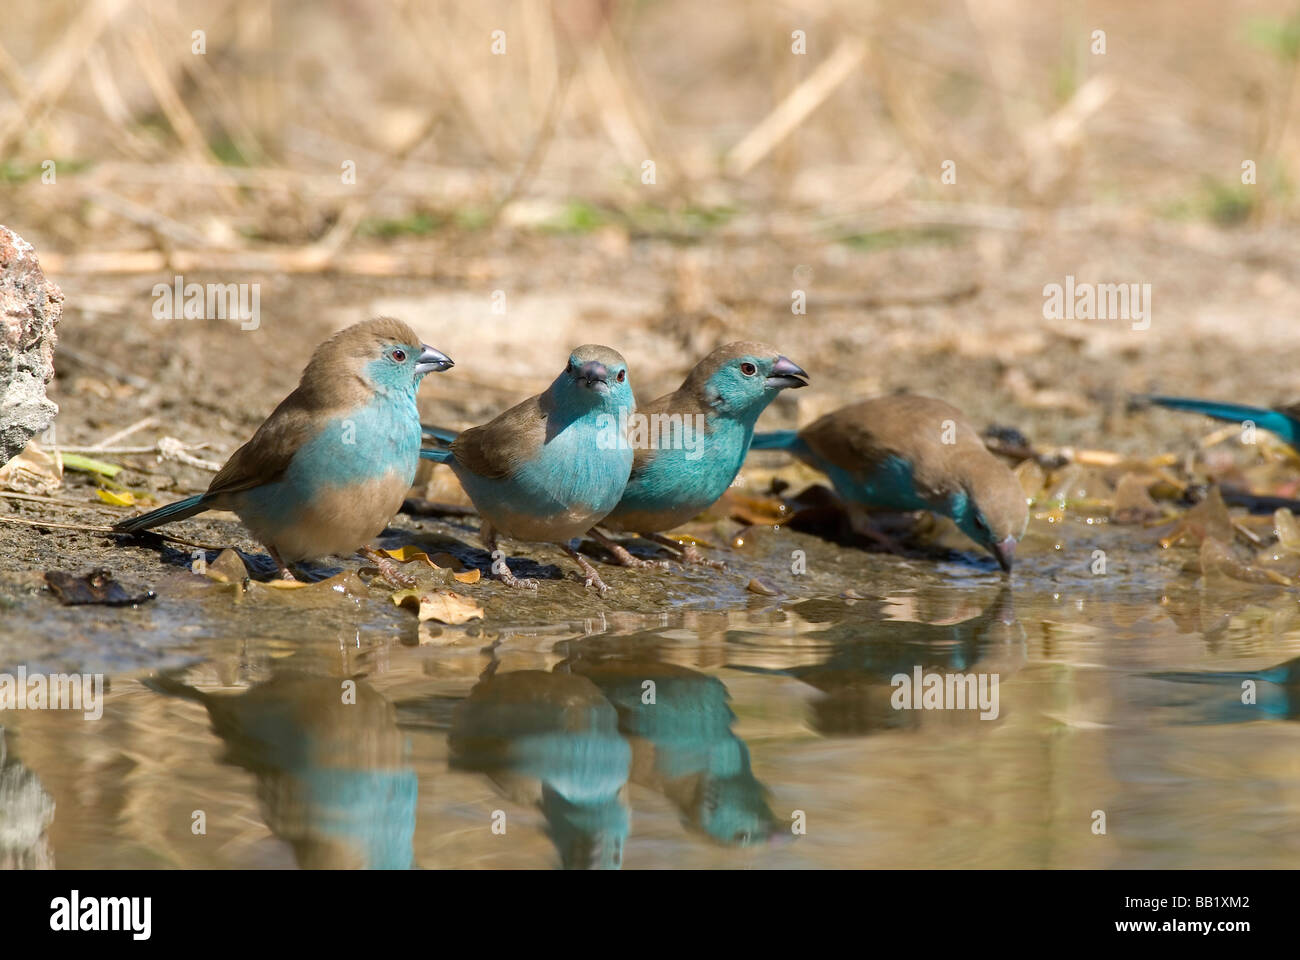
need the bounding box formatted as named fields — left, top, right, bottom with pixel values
left=1275, top=508, right=1300, bottom=553
left=46, top=568, right=155, bottom=606
left=382, top=546, right=482, bottom=582
left=1161, top=486, right=1234, bottom=548
left=0, top=442, right=62, bottom=496
left=258, top=570, right=367, bottom=597
left=382, top=545, right=439, bottom=566
left=428, top=551, right=482, bottom=583
left=96, top=488, right=136, bottom=507
left=392, top=587, right=484, bottom=624
left=204, top=548, right=248, bottom=584
left=1200, top=537, right=1292, bottom=587
left=1111, top=473, right=1162, bottom=525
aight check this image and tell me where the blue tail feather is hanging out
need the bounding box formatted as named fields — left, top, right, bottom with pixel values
left=113, top=493, right=211, bottom=533
left=419, top=447, right=454, bottom=464
left=420, top=424, right=459, bottom=445
left=750, top=430, right=801, bottom=451
left=1146, top=395, right=1300, bottom=446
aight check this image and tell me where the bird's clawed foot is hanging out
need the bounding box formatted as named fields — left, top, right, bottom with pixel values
left=356, top=546, right=418, bottom=590
left=588, top=528, right=671, bottom=569
left=562, top=544, right=610, bottom=596
left=484, top=535, right=539, bottom=590
left=496, top=564, right=540, bottom=591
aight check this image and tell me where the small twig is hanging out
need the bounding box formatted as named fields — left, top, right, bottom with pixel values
left=89, top=417, right=158, bottom=451
left=0, top=513, right=228, bottom=552
left=156, top=437, right=223, bottom=471
left=0, top=492, right=119, bottom=509
left=0, top=515, right=118, bottom=533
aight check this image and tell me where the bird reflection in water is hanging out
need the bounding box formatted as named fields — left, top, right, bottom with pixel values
left=148, top=669, right=416, bottom=869
left=728, top=587, right=1024, bottom=736
left=448, top=661, right=632, bottom=870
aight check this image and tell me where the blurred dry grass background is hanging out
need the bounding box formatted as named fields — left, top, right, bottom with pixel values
left=5, top=0, right=1300, bottom=253
left=3, top=0, right=1300, bottom=454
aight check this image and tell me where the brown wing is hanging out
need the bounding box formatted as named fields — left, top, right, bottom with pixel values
left=450, top=391, right=549, bottom=479
left=205, top=388, right=338, bottom=498
left=799, top=395, right=976, bottom=499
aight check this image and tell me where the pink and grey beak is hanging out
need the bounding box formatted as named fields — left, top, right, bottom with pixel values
left=416, top=344, right=454, bottom=375
left=766, top=356, right=809, bottom=390
left=576, top=360, right=610, bottom=388
left=992, top=536, right=1017, bottom=573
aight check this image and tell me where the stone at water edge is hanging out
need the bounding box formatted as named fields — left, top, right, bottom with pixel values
left=0, top=226, right=62, bottom=468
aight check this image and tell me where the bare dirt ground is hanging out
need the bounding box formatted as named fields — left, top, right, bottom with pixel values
left=5, top=0, right=1300, bottom=668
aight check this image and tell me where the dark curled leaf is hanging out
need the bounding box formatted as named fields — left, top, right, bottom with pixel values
left=45, top=568, right=156, bottom=606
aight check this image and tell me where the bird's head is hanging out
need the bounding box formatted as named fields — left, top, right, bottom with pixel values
left=951, top=458, right=1029, bottom=573
left=309, top=316, right=452, bottom=396
left=555, top=344, right=634, bottom=412
left=686, top=341, right=809, bottom=419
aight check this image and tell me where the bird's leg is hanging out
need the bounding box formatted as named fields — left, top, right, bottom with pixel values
left=483, top=524, right=538, bottom=590
left=588, top=527, right=671, bottom=569
left=266, top=545, right=299, bottom=582
left=356, top=546, right=417, bottom=589
left=560, top=542, right=610, bottom=596
left=645, top=532, right=727, bottom=570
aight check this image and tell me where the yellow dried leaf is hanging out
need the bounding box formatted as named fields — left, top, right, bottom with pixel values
left=96, top=488, right=136, bottom=507
left=382, top=546, right=439, bottom=567
left=392, top=588, right=484, bottom=624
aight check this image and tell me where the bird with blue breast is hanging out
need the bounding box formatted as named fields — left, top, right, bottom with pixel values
left=420, top=344, right=636, bottom=595
left=114, top=316, right=453, bottom=587
left=584, top=341, right=808, bottom=569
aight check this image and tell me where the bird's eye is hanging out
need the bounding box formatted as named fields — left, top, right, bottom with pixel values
left=616, top=368, right=626, bottom=382
left=740, top=362, right=758, bottom=376
left=391, top=348, right=407, bottom=362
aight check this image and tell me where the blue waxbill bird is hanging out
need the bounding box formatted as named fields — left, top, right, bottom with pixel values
left=420, top=345, right=636, bottom=595
left=586, top=342, right=808, bottom=568
left=751, top=395, right=1028, bottom=572
left=114, top=317, right=453, bottom=586
left=1142, top=395, right=1300, bottom=448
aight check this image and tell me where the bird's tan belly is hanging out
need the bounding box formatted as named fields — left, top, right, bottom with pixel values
left=486, top=502, right=608, bottom=543
left=245, top=474, right=409, bottom=561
